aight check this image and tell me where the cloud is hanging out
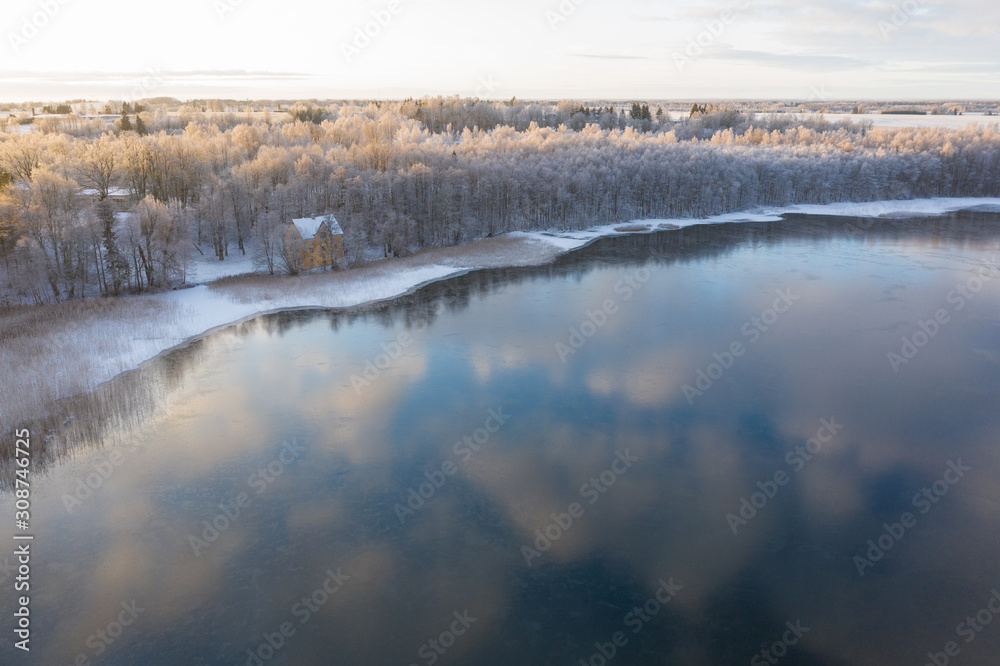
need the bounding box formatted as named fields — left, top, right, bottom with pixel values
left=569, top=54, right=653, bottom=61
left=0, top=70, right=317, bottom=101
left=0, top=70, right=312, bottom=85
left=899, top=61, right=1000, bottom=74
left=2, top=0, right=998, bottom=99
left=700, top=47, right=876, bottom=72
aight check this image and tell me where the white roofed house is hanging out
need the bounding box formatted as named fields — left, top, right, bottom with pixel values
left=284, top=214, right=344, bottom=271
left=80, top=186, right=133, bottom=211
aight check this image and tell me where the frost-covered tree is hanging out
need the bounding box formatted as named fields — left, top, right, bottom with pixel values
left=96, top=200, right=129, bottom=296
left=2, top=97, right=1000, bottom=305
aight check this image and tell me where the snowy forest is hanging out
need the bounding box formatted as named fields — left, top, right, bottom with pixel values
left=1, top=97, right=999, bottom=305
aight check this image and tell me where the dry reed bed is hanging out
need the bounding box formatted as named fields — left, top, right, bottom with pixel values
left=0, top=296, right=188, bottom=436
left=0, top=234, right=563, bottom=443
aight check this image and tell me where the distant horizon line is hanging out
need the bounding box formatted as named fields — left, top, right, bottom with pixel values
left=3, top=96, right=999, bottom=105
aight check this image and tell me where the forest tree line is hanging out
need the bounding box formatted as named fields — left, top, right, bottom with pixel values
left=1, top=97, right=999, bottom=305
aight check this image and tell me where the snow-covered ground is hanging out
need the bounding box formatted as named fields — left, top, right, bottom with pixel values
left=769, top=197, right=1000, bottom=218
left=8, top=196, right=1000, bottom=433
left=185, top=250, right=258, bottom=285
left=162, top=264, right=464, bottom=349
left=144, top=195, right=1000, bottom=365
left=783, top=113, right=999, bottom=131
left=664, top=111, right=999, bottom=130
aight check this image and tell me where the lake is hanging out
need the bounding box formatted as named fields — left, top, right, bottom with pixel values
left=3, top=211, right=1000, bottom=665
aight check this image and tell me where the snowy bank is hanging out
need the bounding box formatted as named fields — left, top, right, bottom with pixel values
left=517, top=197, right=1000, bottom=252
left=5, top=196, right=1000, bottom=434
left=163, top=264, right=466, bottom=350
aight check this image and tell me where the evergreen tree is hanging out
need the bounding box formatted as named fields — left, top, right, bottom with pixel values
left=96, top=201, right=130, bottom=295
left=135, top=114, right=148, bottom=136
left=120, top=110, right=133, bottom=132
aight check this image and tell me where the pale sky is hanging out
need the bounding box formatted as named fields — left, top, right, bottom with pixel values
left=2, top=0, right=998, bottom=101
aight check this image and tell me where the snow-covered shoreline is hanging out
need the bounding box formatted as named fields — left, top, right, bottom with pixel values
left=91, top=195, right=1000, bottom=388
left=7, top=196, right=1000, bottom=433
left=514, top=196, right=1000, bottom=252
left=158, top=264, right=472, bottom=358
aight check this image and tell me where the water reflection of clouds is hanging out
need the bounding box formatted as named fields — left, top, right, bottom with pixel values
left=357, top=222, right=995, bottom=662
left=421, top=220, right=1000, bottom=662
left=7, top=215, right=1000, bottom=665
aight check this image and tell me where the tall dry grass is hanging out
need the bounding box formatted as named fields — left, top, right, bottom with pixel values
left=1, top=235, right=559, bottom=435
left=0, top=296, right=186, bottom=437
left=0, top=232, right=565, bottom=476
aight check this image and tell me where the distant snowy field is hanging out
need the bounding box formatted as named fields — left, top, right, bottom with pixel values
left=780, top=113, right=999, bottom=130
left=665, top=111, right=998, bottom=130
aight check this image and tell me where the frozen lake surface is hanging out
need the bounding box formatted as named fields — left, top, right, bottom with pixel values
left=3, top=210, right=1000, bottom=665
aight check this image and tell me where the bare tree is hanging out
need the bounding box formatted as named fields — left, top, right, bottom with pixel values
left=76, top=135, right=119, bottom=200
left=279, top=229, right=304, bottom=275
left=0, top=136, right=41, bottom=183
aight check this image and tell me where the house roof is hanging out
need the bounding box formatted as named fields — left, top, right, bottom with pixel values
left=80, top=187, right=130, bottom=197
left=291, top=215, right=343, bottom=239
